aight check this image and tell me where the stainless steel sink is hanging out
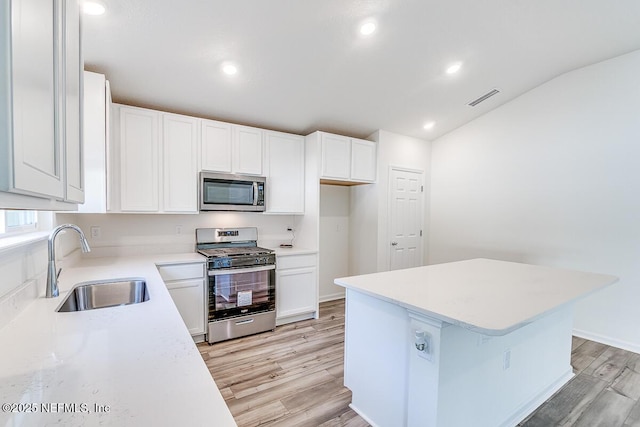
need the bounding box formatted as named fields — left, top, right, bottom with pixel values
left=56, top=278, right=149, bottom=312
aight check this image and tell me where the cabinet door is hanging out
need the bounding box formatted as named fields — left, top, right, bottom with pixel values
left=78, top=71, right=107, bottom=213
left=350, top=138, right=377, bottom=182
left=63, top=0, right=83, bottom=202
left=8, top=0, right=64, bottom=199
left=119, top=107, right=159, bottom=212
left=320, top=133, right=351, bottom=180
left=166, top=278, right=205, bottom=335
left=265, top=132, right=304, bottom=214
left=162, top=113, right=198, bottom=212
left=276, top=267, right=317, bottom=318
left=232, top=125, right=263, bottom=175
left=201, top=119, right=232, bottom=173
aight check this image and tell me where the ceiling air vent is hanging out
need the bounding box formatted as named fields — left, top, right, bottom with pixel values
left=468, top=88, right=501, bottom=107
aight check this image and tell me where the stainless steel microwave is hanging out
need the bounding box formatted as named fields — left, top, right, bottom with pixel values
left=199, top=172, right=265, bottom=212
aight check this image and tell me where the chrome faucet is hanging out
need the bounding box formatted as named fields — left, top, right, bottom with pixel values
left=46, top=224, right=91, bottom=298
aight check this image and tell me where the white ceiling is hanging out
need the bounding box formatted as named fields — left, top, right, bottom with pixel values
left=82, top=1, right=640, bottom=140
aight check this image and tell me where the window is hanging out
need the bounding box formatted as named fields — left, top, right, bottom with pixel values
left=0, top=210, right=38, bottom=235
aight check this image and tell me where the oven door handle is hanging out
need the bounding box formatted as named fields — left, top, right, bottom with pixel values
left=208, top=264, right=276, bottom=276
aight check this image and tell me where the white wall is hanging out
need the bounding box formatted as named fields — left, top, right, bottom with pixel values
left=56, top=212, right=298, bottom=257
left=350, top=130, right=430, bottom=275
left=0, top=240, right=47, bottom=329
left=319, top=184, right=349, bottom=301
left=429, top=49, right=640, bottom=352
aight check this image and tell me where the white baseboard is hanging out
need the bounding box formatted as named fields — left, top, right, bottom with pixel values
left=501, top=369, right=574, bottom=427
left=319, top=292, right=345, bottom=303
left=349, top=369, right=574, bottom=427
left=348, top=403, right=380, bottom=427
left=276, top=312, right=315, bottom=326
left=573, top=328, right=640, bottom=354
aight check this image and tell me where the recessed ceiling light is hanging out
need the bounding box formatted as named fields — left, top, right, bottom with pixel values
left=82, top=1, right=105, bottom=15
left=222, top=62, right=238, bottom=76
left=360, top=22, right=376, bottom=36
left=423, top=121, right=436, bottom=130
left=446, top=62, right=462, bottom=75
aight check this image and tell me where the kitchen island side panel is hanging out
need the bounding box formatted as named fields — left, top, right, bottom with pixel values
left=434, top=306, right=574, bottom=426
left=345, top=288, right=575, bottom=427
left=344, top=289, right=410, bottom=427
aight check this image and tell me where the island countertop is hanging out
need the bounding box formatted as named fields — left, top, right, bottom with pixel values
left=334, top=258, right=618, bottom=335
left=0, top=253, right=236, bottom=427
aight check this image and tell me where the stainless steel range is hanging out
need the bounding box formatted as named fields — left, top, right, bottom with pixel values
left=196, top=227, right=276, bottom=344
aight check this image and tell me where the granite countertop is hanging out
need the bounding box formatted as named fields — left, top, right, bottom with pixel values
left=0, top=253, right=236, bottom=427
left=334, top=258, right=618, bottom=335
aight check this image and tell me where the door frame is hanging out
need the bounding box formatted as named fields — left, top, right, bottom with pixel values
left=386, top=165, right=426, bottom=271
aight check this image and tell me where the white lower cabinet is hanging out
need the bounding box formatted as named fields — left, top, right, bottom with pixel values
left=158, top=262, right=206, bottom=341
left=276, top=253, right=318, bottom=325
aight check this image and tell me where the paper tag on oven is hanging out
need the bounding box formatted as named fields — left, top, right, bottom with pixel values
left=237, top=290, right=253, bottom=307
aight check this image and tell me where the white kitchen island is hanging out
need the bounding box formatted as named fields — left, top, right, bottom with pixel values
left=334, top=258, right=618, bottom=427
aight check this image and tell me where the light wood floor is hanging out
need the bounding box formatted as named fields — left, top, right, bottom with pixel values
left=199, top=300, right=640, bottom=427
left=198, top=299, right=367, bottom=427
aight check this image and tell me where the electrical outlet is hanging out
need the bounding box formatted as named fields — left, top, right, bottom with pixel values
left=415, top=330, right=433, bottom=362
left=503, top=349, right=511, bottom=370
left=176, top=225, right=183, bottom=235
left=90, top=226, right=101, bottom=239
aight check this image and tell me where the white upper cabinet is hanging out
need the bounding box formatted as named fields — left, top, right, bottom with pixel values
left=264, top=131, right=304, bottom=214
left=318, top=132, right=377, bottom=184
left=0, top=0, right=83, bottom=209
left=232, top=125, right=263, bottom=175
left=78, top=71, right=110, bottom=213
left=112, top=103, right=303, bottom=214
left=201, top=122, right=264, bottom=176
left=119, top=106, right=160, bottom=212
left=113, top=105, right=199, bottom=214
left=63, top=0, right=83, bottom=203
left=201, top=119, right=232, bottom=173
left=162, top=113, right=198, bottom=213
left=350, top=138, right=377, bottom=182
left=320, top=133, right=351, bottom=180
left=7, top=0, right=61, bottom=199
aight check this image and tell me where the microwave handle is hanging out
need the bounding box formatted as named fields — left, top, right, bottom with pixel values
left=253, top=182, right=258, bottom=206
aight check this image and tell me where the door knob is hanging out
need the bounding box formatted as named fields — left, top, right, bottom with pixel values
left=391, top=242, right=398, bottom=246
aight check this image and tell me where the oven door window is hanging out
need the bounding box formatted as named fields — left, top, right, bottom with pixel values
left=203, top=179, right=254, bottom=206
left=209, top=269, right=274, bottom=320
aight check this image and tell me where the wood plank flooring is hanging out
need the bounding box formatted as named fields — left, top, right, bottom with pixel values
left=521, top=336, right=640, bottom=427
left=198, top=300, right=640, bottom=427
left=198, top=300, right=368, bottom=427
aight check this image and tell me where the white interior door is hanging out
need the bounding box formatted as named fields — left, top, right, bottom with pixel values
left=389, top=168, right=424, bottom=270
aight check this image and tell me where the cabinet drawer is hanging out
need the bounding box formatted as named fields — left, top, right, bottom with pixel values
left=158, top=263, right=204, bottom=281
left=165, top=278, right=203, bottom=291
left=277, top=254, right=316, bottom=270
